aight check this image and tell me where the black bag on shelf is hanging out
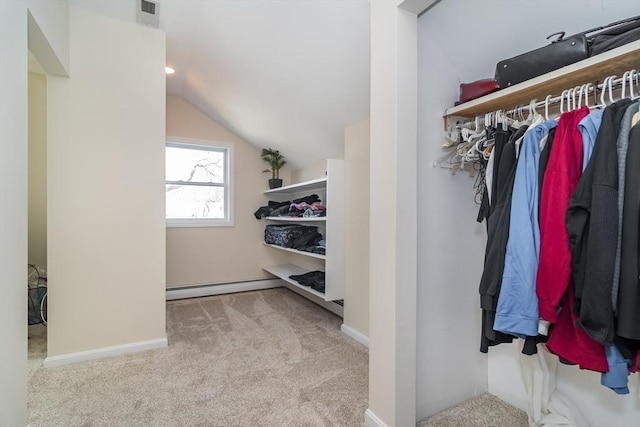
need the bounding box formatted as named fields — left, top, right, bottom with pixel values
left=265, top=224, right=320, bottom=249
left=495, top=15, right=640, bottom=88
left=495, top=34, right=588, bottom=88
left=589, top=19, right=640, bottom=56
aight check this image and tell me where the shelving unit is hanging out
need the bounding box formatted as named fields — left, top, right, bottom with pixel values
left=262, top=243, right=326, bottom=260
left=264, top=216, right=326, bottom=222
left=263, top=177, right=327, bottom=195
left=260, top=159, right=345, bottom=305
left=443, top=41, right=640, bottom=127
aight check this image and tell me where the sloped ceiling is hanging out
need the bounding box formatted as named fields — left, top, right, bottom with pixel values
left=69, top=0, right=370, bottom=169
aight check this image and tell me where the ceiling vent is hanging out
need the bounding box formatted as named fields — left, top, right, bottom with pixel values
left=136, top=0, right=159, bottom=28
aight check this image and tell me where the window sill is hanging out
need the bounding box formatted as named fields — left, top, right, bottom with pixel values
left=166, top=218, right=234, bottom=228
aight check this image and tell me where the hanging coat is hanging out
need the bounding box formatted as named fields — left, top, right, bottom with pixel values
left=617, top=120, right=640, bottom=340
left=565, top=99, right=632, bottom=344
left=494, top=120, right=557, bottom=338
left=537, top=107, right=589, bottom=323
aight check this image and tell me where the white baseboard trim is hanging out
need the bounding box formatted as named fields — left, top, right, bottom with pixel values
left=341, top=324, right=369, bottom=347
left=365, top=409, right=389, bottom=427
left=166, top=279, right=283, bottom=301
left=44, top=336, right=168, bottom=368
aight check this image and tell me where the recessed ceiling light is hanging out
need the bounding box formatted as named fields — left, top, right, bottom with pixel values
left=165, top=66, right=175, bottom=75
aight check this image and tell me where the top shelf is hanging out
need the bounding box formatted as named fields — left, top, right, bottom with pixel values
left=443, top=40, right=640, bottom=120
left=263, top=176, right=327, bottom=195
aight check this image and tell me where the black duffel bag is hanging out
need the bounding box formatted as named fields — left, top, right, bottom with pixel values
left=495, top=15, right=640, bottom=88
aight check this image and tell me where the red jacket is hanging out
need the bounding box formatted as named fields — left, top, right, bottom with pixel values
left=537, top=107, right=588, bottom=321
left=537, top=107, right=607, bottom=372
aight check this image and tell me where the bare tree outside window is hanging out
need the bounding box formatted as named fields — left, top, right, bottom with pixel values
left=165, top=142, right=231, bottom=222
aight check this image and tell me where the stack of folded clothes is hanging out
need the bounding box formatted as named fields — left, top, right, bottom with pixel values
left=254, top=194, right=325, bottom=219
left=289, top=271, right=325, bottom=293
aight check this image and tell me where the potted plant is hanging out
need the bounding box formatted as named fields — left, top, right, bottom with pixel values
left=261, top=148, right=286, bottom=189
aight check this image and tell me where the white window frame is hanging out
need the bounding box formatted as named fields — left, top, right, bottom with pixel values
left=165, top=138, right=234, bottom=228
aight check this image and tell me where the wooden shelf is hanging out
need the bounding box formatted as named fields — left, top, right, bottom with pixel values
left=262, top=264, right=326, bottom=299
left=263, top=243, right=326, bottom=260
left=443, top=41, right=640, bottom=121
left=263, top=177, right=327, bottom=195
left=265, top=216, right=326, bottom=222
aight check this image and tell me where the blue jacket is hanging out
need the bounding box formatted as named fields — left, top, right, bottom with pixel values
left=494, top=120, right=557, bottom=338
left=578, top=108, right=604, bottom=171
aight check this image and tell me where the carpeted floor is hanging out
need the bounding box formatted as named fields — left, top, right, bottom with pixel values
left=28, top=288, right=369, bottom=426
left=417, top=393, right=528, bottom=427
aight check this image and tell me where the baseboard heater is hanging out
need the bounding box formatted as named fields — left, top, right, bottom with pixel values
left=166, top=279, right=283, bottom=301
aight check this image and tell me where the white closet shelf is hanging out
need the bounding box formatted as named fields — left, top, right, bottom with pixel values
left=262, top=264, right=326, bottom=299
left=263, top=242, right=326, bottom=260
left=263, top=177, right=327, bottom=195
left=265, top=216, right=326, bottom=222
left=443, top=40, right=640, bottom=123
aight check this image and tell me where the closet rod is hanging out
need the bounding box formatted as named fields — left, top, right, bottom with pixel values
left=457, top=69, right=639, bottom=129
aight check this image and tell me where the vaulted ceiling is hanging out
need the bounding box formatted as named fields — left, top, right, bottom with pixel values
left=68, top=0, right=370, bottom=169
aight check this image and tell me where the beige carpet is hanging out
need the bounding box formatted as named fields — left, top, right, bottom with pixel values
left=28, top=288, right=369, bottom=426
left=417, top=393, right=528, bottom=427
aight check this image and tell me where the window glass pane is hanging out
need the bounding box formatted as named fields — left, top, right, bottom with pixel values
left=166, top=146, right=224, bottom=184
left=166, top=184, right=225, bottom=219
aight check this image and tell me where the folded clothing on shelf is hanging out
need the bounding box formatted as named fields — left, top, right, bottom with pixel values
left=265, top=224, right=323, bottom=250
left=289, top=270, right=325, bottom=293
left=254, top=194, right=322, bottom=219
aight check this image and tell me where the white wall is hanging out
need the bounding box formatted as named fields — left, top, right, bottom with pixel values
left=368, top=2, right=419, bottom=425
left=290, top=159, right=327, bottom=183
left=421, top=0, right=638, bottom=84
left=46, top=7, right=166, bottom=357
left=28, top=71, right=47, bottom=270
left=344, top=118, right=370, bottom=338
left=166, top=95, right=290, bottom=287
left=416, top=17, right=489, bottom=420
left=418, top=0, right=640, bottom=424
left=1, top=1, right=69, bottom=424
left=0, top=3, right=29, bottom=425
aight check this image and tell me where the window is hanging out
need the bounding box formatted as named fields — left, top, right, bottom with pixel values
left=165, top=140, right=233, bottom=227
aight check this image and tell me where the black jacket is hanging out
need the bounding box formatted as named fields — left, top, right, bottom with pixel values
left=479, top=126, right=522, bottom=353
left=617, top=122, right=640, bottom=340
left=566, top=99, right=632, bottom=344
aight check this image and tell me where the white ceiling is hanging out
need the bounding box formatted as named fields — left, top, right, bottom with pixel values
left=69, top=0, right=371, bottom=169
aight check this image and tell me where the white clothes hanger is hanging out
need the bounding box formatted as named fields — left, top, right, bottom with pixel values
left=544, top=95, right=552, bottom=120
left=600, top=76, right=612, bottom=107
left=584, top=83, right=592, bottom=109
left=607, top=75, right=616, bottom=104
left=577, top=85, right=585, bottom=108
left=525, top=99, right=538, bottom=123
left=500, top=109, right=509, bottom=130
left=621, top=71, right=631, bottom=99
left=560, top=89, right=569, bottom=114
left=575, top=86, right=583, bottom=109
left=628, top=69, right=637, bottom=99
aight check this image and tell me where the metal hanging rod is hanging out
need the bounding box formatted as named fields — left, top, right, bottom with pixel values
left=457, top=69, right=639, bottom=130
